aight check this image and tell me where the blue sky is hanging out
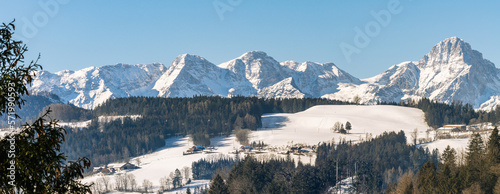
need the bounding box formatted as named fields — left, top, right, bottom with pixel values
left=1, top=1, right=499, bottom=78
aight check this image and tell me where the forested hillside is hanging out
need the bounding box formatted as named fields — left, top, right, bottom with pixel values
left=61, top=96, right=351, bottom=167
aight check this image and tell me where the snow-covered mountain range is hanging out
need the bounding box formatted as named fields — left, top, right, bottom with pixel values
left=29, top=37, right=500, bottom=110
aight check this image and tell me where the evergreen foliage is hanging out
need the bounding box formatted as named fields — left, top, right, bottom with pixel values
left=192, top=157, right=237, bottom=179
left=0, top=20, right=91, bottom=193
left=209, top=174, right=229, bottom=194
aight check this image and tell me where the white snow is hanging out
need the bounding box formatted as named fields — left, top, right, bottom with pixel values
left=56, top=115, right=142, bottom=129
left=58, top=120, right=92, bottom=129
left=418, top=138, right=470, bottom=154
left=252, top=105, right=430, bottom=146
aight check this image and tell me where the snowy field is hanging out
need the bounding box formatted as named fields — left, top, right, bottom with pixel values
left=418, top=138, right=470, bottom=154
left=253, top=105, right=430, bottom=146
left=81, top=105, right=476, bottom=193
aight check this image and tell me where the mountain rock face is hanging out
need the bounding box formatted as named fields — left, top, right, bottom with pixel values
left=29, top=37, right=500, bottom=110
left=336, top=37, right=500, bottom=110
left=30, top=63, right=167, bottom=109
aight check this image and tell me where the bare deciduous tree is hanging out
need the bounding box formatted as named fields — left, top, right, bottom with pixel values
left=411, top=128, right=418, bottom=145
left=126, top=174, right=137, bottom=191
left=183, top=166, right=192, bottom=183
left=159, top=176, right=171, bottom=191
left=235, top=128, right=251, bottom=145
left=97, top=176, right=111, bottom=192
left=142, top=179, right=153, bottom=193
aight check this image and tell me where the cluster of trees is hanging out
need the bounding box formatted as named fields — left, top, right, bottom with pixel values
left=38, top=103, right=92, bottom=122
left=208, top=131, right=434, bottom=193
left=388, top=128, right=500, bottom=193
left=192, top=156, right=238, bottom=180
left=331, top=121, right=351, bottom=134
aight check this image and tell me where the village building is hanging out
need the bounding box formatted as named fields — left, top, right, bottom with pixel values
left=93, top=165, right=116, bottom=175
left=239, top=145, right=253, bottom=152
left=119, top=162, right=139, bottom=171
left=437, top=124, right=466, bottom=133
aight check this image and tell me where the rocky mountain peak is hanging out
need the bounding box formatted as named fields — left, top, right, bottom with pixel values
left=419, top=37, right=481, bottom=67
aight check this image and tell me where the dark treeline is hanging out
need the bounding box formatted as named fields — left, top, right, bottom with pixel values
left=388, top=128, right=500, bottom=193
left=192, top=156, right=238, bottom=180
left=208, top=131, right=434, bottom=193
left=61, top=96, right=350, bottom=168
left=380, top=98, right=488, bottom=128
left=39, top=103, right=92, bottom=122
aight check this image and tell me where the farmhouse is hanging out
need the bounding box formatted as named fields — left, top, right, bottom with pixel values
left=438, top=124, right=466, bottom=133
left=184, top=145, right=206, bottom=155
left=93, top=165, right=116, bottom=175
left=239, top=145, right=253, bottom=152
left=119, top=162, right=139, bottom=171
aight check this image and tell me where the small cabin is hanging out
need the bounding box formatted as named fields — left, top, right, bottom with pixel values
left=119, top=162, right=139, bottom=171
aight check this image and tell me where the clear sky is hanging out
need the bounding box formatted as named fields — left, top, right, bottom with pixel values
left=1, top=1, right=499, bottom=78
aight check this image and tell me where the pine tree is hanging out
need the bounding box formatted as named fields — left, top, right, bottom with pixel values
left=487, top=127, right=500, bottom=164
left=417, top=161, right=437, bottom=193
left=345, top=121, right=352, bottom=133
left=209, top=174, right=228, bottom=194
left=466, top=133, right=486, bottom=187
left=441, top=145, right=457, bottom=168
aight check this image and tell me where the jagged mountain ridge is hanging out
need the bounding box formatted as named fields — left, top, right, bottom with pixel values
left=325, top=37, right=500, bottom=110
left=30, top=63, right=167, bottom=109
left=28, top=37, right=500, bottom=110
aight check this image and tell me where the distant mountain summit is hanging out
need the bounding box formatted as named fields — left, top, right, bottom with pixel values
left=30, top=63, right=166, bottom=109
left=29, top=37, right=500, bottom=110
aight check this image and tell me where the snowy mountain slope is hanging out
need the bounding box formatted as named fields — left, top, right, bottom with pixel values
left=258, top=77, right=305, bottom=98
left=29, top=37, right=500, bottom=110
left=29, top=63, right=167, bottom=109
left=351, top=37, right=500, bottom=109
left=282, top=61, right=361, bottom=97
left=153, top=54, right=236, bottom=97
left=225, top=51, right=292, bottom=90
